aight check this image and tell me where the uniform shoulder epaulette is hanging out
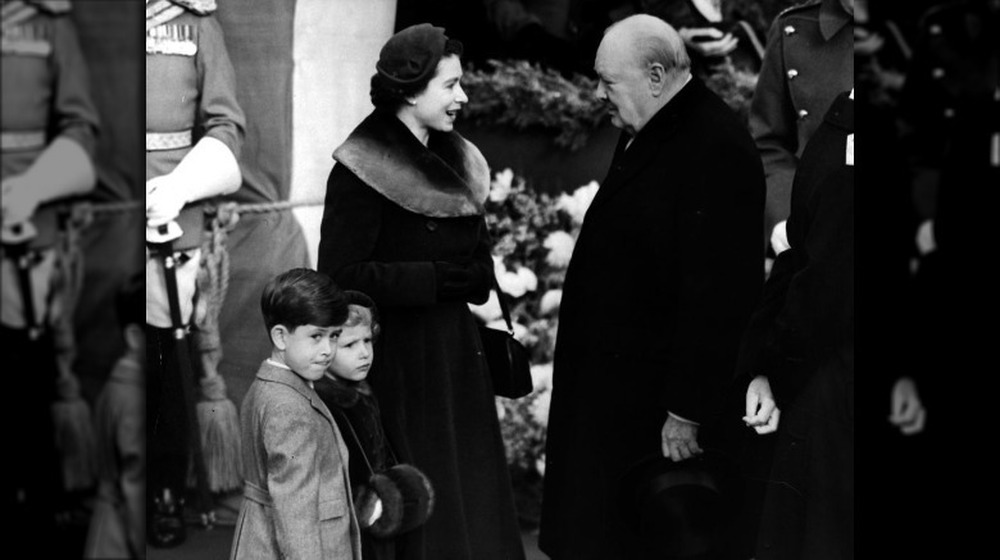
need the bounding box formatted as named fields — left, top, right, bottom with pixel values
left=26, top=0, right=71, bottom=14
left=775, top=0, right=821, bottom=20
left=169, top=0, right=217, bottom=16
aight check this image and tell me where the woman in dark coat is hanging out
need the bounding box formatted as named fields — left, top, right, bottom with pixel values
left=316, top=23, right=525, bottom=560
left=739, top=89, right=854, bottom=560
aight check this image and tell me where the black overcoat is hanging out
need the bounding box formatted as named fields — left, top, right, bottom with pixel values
left=539, top=78, right=765, bottom=560
left=317, top=110, right=525, bottom=560
left=737, top=91, right=854, bottom=560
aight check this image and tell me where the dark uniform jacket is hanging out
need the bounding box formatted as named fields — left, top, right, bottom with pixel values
left=539, top=77, right=764, bottom=560
left=317, top=109, right=526, bottom=560
left=901, top=0, right=999, bottom=257
left=749, top=0, right=853, bottom=246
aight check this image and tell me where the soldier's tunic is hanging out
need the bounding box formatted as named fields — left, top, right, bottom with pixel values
left=748, top=0, right=853, bottom=248
left=1, top=0, right=99, bottom=552
left=1, top=0, right=98, bottom=328
left=144, top=0, right=244, bottom=522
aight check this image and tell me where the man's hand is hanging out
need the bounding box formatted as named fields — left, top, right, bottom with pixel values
left=1, top=175, right=42, bottom=227
left=744, top=375, right=780, bottom=434
left=661, top=414, right=702, bottom=462
left=916, top=219, right=935, bottom=255
left=889, top=377, right=926, bottom=435
left=678, top=27, right=738, bottom=58
left=770, top=220, right=790, bottom=255
left=146, top=174, right=188, bottom=227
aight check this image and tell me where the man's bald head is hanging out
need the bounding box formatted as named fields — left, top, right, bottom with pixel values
left=594, top=14, right=692, bottom=135
left=603, top=14, right=690, bottom=78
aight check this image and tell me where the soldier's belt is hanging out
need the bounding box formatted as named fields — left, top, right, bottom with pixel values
left=146, top=129, right=193, bottom=151
left=0, top=130, right=46, bottom=152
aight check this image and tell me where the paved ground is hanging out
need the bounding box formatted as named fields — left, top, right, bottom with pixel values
left=148, top=523, right=548, bottom=560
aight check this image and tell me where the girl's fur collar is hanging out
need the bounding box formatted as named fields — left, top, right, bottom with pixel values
left=333, top=110, right=489, bottom=218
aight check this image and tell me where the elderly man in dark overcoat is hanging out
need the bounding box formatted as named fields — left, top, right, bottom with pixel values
left=539, top=14, right=764, bottom=560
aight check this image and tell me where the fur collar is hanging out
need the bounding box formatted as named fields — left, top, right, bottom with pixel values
left=314, top=374, right=377, bottom=409
left=333, top=110, right=489, bottom=218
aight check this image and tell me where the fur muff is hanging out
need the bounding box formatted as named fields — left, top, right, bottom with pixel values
left=363, top=464, right=436, bottom=539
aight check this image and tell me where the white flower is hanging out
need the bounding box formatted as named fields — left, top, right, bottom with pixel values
left=529, top=388, right=552, bottom=426
left=492, top=254, right=507, bottom=277
left=539, top=289, right=563, bottom=315
left=490, top=168, right=515, bottom=203
left=543, top=230, right=575, bottom=268
left=556, top=180, right=600, bottom=225
left=516, top=266, right=538, bottom=292
left=469, top=290, right=503, bottom=322
left=530, top=362, right=554, bottom=392
left=497, top=269, right=528, bottom=298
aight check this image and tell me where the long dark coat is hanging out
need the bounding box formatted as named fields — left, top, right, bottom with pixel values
left=539, top=78, right=765, bottom=560
left=317, top=110, right=525, bottom=560
left=737, top=91, right=854, bottom=560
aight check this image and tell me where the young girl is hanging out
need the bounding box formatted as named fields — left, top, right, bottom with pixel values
left=230, top=268, right=360, bottom=560
left=315, top=290, right=434, bottom=560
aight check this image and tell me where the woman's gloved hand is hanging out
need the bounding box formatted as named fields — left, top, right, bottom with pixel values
left=434, top=261, right=486, bottom=302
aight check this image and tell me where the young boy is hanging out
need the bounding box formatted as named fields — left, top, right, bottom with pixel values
left=83, top=273, right=145, bottom=559
left=315, top=290, right=434, bottom=560
left=230, top=268, right=361, bottom=560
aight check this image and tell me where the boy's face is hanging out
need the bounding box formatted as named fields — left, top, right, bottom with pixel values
left=328, top=323, right=374, bottom=382
left=275, top=324, right=341, bottom=381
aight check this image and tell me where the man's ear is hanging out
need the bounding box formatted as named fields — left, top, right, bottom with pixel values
left=648, top=62, right=667, bottom=96
left=270, top=325, right=289, bottom=350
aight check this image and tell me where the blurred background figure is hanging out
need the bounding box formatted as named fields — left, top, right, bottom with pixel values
left=84, top=272, right=146, bottom=560
left=2, top=0, right=100, bottom=555
left=894, top=0, right=999, bottom=554
left=640, top=0, right=765, bottom=75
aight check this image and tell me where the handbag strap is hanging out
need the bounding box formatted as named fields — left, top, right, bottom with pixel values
left=328, top=406, right=376, bottom=479
left=489, top=273, right=515, bottom=335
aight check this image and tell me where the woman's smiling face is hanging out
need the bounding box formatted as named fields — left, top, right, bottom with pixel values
left=409, top=55, right=468, bottom=133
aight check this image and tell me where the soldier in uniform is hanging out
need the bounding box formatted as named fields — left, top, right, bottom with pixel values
left=897, top=2, right=998, bottom=552
left=748, top=0, right=853, bottom=257
left=145, top=0, right=245, bottom=548
left=1, top=0, right=99, bottom=552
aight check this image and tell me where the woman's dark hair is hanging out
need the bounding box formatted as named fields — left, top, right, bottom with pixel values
left=370, top=38, right=464, bottom=111
left=260, top=268, right=349, bottom=334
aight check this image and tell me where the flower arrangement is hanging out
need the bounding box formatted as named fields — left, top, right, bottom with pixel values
left=471, top=169, right=599, bottom=489
left=462, top=59, right=759, bottom=151
left=461, top=60, right=611, bottom=151
left=702, top=61, right=759, bottom=123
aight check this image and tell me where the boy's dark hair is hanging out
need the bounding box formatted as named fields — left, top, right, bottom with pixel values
left=343, top=289, right=381, bottom=339
left=369, top=39, right=464, bottom=111
left=260, top=268, right=349, bottom=334
left=115, top=271, right=145, bottom=329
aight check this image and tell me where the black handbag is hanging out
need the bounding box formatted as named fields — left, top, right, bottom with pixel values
left=478, top=274, right=533, bottom=399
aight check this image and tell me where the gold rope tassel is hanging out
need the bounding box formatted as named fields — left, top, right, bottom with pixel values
left=50, top=205, right=97, bottom=491
left=190, top=203, right=242, bottom=493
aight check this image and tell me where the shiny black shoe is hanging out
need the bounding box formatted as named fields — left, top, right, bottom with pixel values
left=148, top=488, right=186, bottom=548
